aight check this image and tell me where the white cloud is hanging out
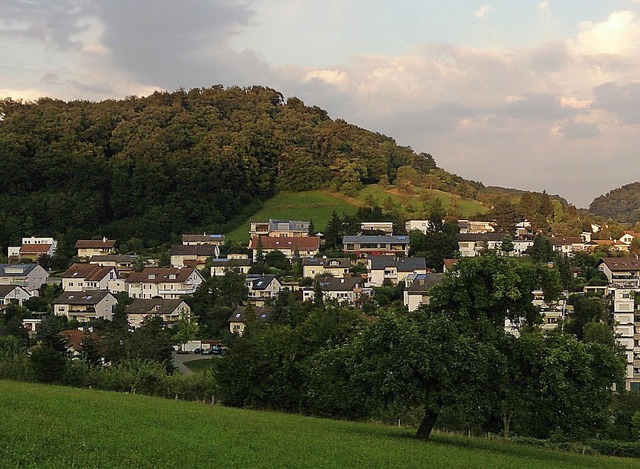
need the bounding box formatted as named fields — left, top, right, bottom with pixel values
left=571, top=11, right=640, bottom=56
left=537, top=1, right=552, bottom=20
left=474, top=5, right=492, bottom=20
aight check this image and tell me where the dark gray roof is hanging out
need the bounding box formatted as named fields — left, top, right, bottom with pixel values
left=53, top=290, right=113, bottom=305
left=301, top=257, right=350, bottom=268
left=0, top=285, right=23, bottom=297
left=229, top=306, right=274, bottom=323
left=0, top=264, right=40, bottom=276
left=405, top=273, right=445, bottom=293
left=246, top=274, right=280, bottom=290
left=170, top=244, right=218, bottom=256
left=210, top=258, right=252, bottom=267
left=368, top=256, right=426, bottom=272
left=342, top=235, right=410, bottom=244
left=126, top=299, right=186, bottom=315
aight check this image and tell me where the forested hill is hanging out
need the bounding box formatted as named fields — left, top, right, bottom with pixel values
left=0, top=86, right=482, bottom=254
left=589, top=182, right=640, bottom=222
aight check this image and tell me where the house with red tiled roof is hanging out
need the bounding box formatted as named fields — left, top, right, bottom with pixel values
left=587, top=239, right=630, bottom=253
left=126, top=268, right=204, bottom=299
left=60, top=329, right=102, bottom=356
left=248, top=236, right=320, bottom=261
left=443, top=258, right=459, bottom=273
left=620, top=231, right=640, bottom=245
left=61, top=263, right=117, bottom=292
left=75, top=238, right=117, bottom=258
left=7, top=237, right=57, bottom=261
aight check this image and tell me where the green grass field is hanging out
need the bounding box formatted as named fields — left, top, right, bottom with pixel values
left=1, top=380, right=637, bottom=468
left=225, top=185, right=489, bottom=244
left=225, top=190, right=360, bottom=243
left=356, top=185, right=488, bottom=218
left=184, top=358, right=216, bottom=373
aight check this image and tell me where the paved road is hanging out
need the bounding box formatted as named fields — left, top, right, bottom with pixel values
left=172, top=353, right=214, bottom=375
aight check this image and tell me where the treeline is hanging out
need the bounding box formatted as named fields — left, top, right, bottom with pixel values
left=213, top=255, right=632, bottom=444
left=0, top=87, right=437, bottom=255
left=589, top=182, right=640, bottom=223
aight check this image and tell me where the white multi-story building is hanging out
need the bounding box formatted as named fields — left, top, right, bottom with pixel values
left=611, top=286, right=640, bottom=391
left=126, top=268, right=204, bottom=299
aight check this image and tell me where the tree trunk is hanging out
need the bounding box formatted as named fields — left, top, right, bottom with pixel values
left=502, top=412, right=511, bottom=439
left=415, top=409, right=439, bottom=440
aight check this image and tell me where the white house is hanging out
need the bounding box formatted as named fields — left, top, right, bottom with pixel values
left=228, top=306, right=273, bottom=335
left=403, top=273, right=445, bottom=312
left=249, top=236, right=320, bottom=261
left=360, top=222, right=394, bottom=235
left=125, top=298, right=191, bottom=328
left=302, top=258, right=351, bottom=279
left=8, top=236, right=58, bottom=260
left=367, top=256, right=427, bottom=286
left=245, top=274, right=282, bottom=306
left=249, top=219, right=310, bottom=238
left=210, top=256, right=252, bottom=277
left=126, top=268, right=204, bottom=299
left=61, top=263, right=117, bottom=292
left=75, top=238, right=117, bottom=258
left=302, top=277, right=371, bottom=307
left=405, top=220, right=432, bottom=234
left=0, top=285, right=31, bottom=306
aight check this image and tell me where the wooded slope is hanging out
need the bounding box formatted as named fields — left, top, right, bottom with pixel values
left=0, top=86, right=456, bottom=253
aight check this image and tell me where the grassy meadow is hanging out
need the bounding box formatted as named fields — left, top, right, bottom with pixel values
left=0, top=380, right=637, bottom=468
left=224, top=185, right=489, bottom=243
left=225, top=190, right=360, bottom=243
left=184, top=358, right=216, bottom=373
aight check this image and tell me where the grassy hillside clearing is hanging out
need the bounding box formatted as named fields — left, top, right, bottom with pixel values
left=355, top=185, right=488, bottom=217
left=225, top=190, right=360, bottom=243
left=0, top=380, right=636, bottom=468
left=225, top=185, right=488, bottom=244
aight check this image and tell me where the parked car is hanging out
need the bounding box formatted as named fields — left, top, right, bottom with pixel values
left=210, top=345, right=227, bottom=356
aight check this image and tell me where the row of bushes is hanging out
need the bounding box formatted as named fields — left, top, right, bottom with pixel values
left=0, top=338, right=216, bottom=403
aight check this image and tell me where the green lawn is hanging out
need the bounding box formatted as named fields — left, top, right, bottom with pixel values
left=356, top=185, right=488, bottom=218
left=0, top=380, right=637, bottom=468
left=184, top=358, right=216, bottom=373
left=225, top=190, right=360, bottom=243
left=225, top=185, right=489, bottom=244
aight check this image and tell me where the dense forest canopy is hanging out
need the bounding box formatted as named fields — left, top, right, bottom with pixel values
left=0, top=86, right=446, bottom=255
left=589, top=182, right=640, bottom=223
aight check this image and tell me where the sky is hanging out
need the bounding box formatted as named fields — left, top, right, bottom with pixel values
left=2, top=1, right=640, bottom=208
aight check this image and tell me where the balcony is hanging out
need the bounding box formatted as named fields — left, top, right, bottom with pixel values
left=157, top=287, right=197, bottom=296
left=612, top=278, right=640, bottom=288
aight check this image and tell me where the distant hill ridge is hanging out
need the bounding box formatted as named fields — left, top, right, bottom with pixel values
left=589, top=182, right=640, bottom=222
